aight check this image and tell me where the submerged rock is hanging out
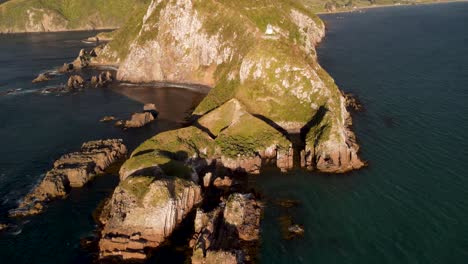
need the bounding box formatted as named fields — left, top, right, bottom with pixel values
left=344, top=93, right=363, bottom=111
left=278, top=215, right=304, bottom=240
left=0, top=223, right=8, bottom=231
left=100, top=116, right=116, bottom=122
left=10, top=139, right=127, bottom=217
left=288, top=224, right=305, bottom=236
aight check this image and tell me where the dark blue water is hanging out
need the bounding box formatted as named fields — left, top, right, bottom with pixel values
left=0, top=32, right=206, bottom=263
left=257, top=2, right=468, bottom=264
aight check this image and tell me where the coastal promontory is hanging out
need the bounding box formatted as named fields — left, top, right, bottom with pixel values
left=89, top=0, right=364, bottom=261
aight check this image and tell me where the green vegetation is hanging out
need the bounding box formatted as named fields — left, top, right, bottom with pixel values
left=121, top=151, right=193, bottom=180
left=119, top=175, right=195, bottom=206
left=215, top=109, right=290, bottom=158
left=198, top=99, right=238, bottom=136
left=301, top=0, right=450, bottom=13
left=131, top=126, right=216, bottom=159
left=120, top=175, right=155, bottom=203
left=0, top=0, right=150, bottom=32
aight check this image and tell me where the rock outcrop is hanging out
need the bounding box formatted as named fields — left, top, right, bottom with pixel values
left=143, top=103, right=159, bottom=117
left=123, top=112, right=155, bottom=128
left=91, top=71, right=113, bottom=88
left=32, top=73, right=51, bottom=83
left=191, top=193, right=262, bottom=264
left=66, top=75, right=85, bottom=90
left=10, top=139, right=127, bottom=217
left=91, top=0, right=364, bottom=173
left=98, top=175, right=202, bottom=260
left=118, top=99, right=292, bottom=179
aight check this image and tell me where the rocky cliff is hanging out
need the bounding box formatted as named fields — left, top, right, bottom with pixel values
left=94, top=0, right=363, bottom=173
left=95, top=0, right=365, bottom=260
left=0, top=0, right=150, bottom=33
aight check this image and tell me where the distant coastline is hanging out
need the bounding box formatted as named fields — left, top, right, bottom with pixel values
left=316, top=0, right=468, bottom=14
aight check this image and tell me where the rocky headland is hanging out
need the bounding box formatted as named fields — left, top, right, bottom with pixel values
left=7, top=0, right=368, bottom=262
left=77, top=0, right=367, bottom=261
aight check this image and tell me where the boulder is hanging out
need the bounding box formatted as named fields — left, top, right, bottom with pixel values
left=288, top=224, right=305, bottom=236
left=58, top=63, right=74, bottom=73
left=100, top=116, right=116, bottom=122
left=32, top=73, right=51, bottom=83
left=344, top=93, right=363, bottom=111
left=66, top=75, right=85, bottom=90
left=213, top=176, right=233, bottom=191
left=123, top=112, right=155, bottom=128
left=10, top=139, right=127, bottom=217
left=91, top=71, right=113, bottom=88
left=143, top=103, right=158, bottom=117
left=71, top=49, right=91, bottom=70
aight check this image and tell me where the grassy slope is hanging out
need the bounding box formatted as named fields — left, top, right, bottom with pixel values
left=0, top=0, right=150, bottom=32
left=191, top=0, right=327, bottom=123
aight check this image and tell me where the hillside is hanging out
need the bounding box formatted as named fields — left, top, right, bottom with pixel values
left=0, top=0, right=150, bottom=33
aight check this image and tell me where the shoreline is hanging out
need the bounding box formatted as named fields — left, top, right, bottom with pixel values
left=316, top=0, right=468, bottom=15
left=0, top=27, right=116, bottom=35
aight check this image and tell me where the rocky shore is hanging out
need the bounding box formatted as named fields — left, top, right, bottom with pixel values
left=10, top=139, right=127, bottom=217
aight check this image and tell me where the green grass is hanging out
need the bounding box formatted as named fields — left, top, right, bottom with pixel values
left=0, top=0, right=150, bottom=32
left=214, top=106, right=291, bottom=158
left=120, top=175, right=155, bottom=204
left=131, top=126, right=216, bottom=159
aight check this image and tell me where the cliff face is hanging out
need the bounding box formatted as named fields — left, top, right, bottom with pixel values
left=96, top=0, right=363, bottom=173
left=0, top=0, right=150, bottom=33
left=99, top=175, right=202, bottom=260
left=95, top=1, right=364, bottom=260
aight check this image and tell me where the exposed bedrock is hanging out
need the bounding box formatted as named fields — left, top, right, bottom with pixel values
left=98, top=174, right=202, bottom=260
left=191, top=193, right=262, bottom=264
left=9, top=139, right=127, bottom=217
left=90, top=0, right=363, bottom=173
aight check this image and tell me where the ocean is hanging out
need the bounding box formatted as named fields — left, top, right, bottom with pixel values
left=0, top=31, right=206, bottom=263
left=256, top=2, right=468, bottom=264
left=1, top=2, right=468, bottom=263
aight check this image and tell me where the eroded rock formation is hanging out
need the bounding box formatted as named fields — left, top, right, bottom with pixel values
left=66, top=75, right=85, bottom=89
left=91, top=0, right=364, bottom=173
left=123, top=112, right=155, bottom=128
left=191, top=193, right=262, bottom=264
left=10, top=139, right=127, bottom=217
left=98, top=175, right=202, bottom=260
